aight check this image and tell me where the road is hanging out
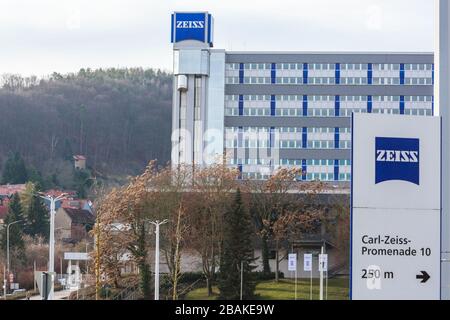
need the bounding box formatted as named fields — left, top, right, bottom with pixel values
left=22, top=289, right=76, bottom=300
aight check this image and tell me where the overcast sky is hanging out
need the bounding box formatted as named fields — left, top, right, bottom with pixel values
left=0, top=0, right=435, bottom=77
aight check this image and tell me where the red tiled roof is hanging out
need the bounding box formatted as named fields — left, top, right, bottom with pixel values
left=44, top=189, right=77, bottom=198
left=73, top=155, right=86, bottom=161
left=0, top=184, right=27, bottom=197
left=61, top=199, right=90, bottom=209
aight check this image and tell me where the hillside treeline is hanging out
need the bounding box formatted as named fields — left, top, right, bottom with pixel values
left=0, top=68, right=172, bottom=185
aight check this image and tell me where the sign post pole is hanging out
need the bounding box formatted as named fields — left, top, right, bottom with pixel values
left=288, top=253, right=297, bottom=300
left=319, top=247, right=324, bottom=301
left=295, top=263, right=298, bottom=301
left=303, top=253, right=313, bottom=300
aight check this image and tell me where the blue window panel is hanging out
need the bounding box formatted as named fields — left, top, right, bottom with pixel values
left=271, top=63, right=276, bottom=84
left=239, top=63, right=244, bottom=84
left=335, top=95, right=340, bottom=117
left=400, top=96, right=405, bottom=115
left=368, top=95, right=373, bottom=113
left=432, top=63, right=435, bottom=85
left=271, top=95, right=276, bottom=116
left=270, top=127, right=275, bottom=148
left=239, top=95, right=244, bottom=116
left=335, top=63, right=341, bottom=85
left=303, top=63, right=308, bottom=84
left=302, top=127, right=307, bottom=149
left=335, top=128, right=340, bottom=149
left=302, top=159, right=307, bottom=181
left=432, top=95, right=435, bottom=116
left=334, top=160, right=339, bottom=181
left=368, top=63, right=373, bottom=85
left=303, top=95, right=308, bottom=117
left=400, top=63, right=405, bottom=85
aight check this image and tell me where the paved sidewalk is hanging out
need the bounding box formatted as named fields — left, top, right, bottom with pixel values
left=22, top=289, right=76, bottom=300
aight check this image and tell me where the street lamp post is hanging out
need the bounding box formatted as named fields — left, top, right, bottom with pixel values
left=39, top=194, right=66, bottom=273
left=149, top=220, right=168, bottom=300
left=5, top=219, right=23, bottom=299
left=37, top=193, right=67, bottom=300
left=0, top=224, right=4, bottom=300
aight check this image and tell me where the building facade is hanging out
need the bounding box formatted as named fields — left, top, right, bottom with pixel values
left=171, top=12, right=434, bottom=183
left=55, top=207, right=95, bottom=243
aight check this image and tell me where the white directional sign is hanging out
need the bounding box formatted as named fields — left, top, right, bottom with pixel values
left=318, top=254, right=328, bottom=272
left=351, top=114, right=441, bottom=300
left=288, top=254, right=297, bottom=272
left=64, top=252, right=90, bottom=261
left=304, top=254, right=313, bottom=272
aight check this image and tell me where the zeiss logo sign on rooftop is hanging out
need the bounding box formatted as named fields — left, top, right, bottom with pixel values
left=171, top=13, right=213, bottom=45
left=375, top=137, right=420, bottom=185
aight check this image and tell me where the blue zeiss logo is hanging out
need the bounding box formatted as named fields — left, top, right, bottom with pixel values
left=172, top=13, right=207, bottom=43
left=375, top=137, right=420, bottom=185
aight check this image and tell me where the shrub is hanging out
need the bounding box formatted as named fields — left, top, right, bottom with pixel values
left=17, top=270, right=34, bottom=290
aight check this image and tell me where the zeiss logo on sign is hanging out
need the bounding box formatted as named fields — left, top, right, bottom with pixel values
left=171, top=13, right=212, bottom=44
left=375, top=137, right=420, bottom=185
left=176, top=20, right=205, bottom=29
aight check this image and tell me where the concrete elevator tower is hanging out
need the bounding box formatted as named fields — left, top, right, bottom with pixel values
left=436, top=0, right=450, bottom=300
left=171, top=12, right=225, bottom=168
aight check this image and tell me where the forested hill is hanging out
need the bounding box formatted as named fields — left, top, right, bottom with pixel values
left=0, top=68, right=172, bottom=185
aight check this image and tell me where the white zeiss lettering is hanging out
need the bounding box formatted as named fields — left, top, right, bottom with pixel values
left=376, top=150, right=419, bottom=163
left=376, top=150, right=386, bottom=161
left=176, top=21, right=205, bottom=28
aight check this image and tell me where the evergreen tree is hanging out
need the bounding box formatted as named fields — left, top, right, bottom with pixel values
left=23, top=192, right=50, bottom=241
left=61, top=139, right=74, bottom=161
left=73, top=169, right=93, bottom=199
left=21, top=183, right=50, bottom=240
left=1, top=152, right=28, bottom=184
left=218, top=189, right=256, bottom=300
left=27, top=167, right=45, bottom=190
left=0, top=193, right=26, bottom=265
left=137, top=225, right=151, bottom=299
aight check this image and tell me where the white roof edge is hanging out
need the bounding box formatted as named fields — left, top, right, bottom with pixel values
left=225, top=51, right=434, bottom=55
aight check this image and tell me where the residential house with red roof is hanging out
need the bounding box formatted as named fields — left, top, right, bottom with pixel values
left=54, top=207, right=95, bottom=243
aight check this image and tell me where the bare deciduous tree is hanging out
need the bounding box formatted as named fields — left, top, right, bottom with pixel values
left=188, top=163, right=239, bottom=297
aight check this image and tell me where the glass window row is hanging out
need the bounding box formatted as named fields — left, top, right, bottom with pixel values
left=237, top=171, right=352, bottom=182
left=225, top=107, right=432, bottom=117
left=225, top=95, right=433, bottom=102
left=225, top=76, right=432, bottom=86
left=280, top=159, right=351, bottom=166
left=226, top=63, right=433, bottom=71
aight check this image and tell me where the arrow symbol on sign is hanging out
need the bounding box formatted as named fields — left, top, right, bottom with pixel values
left=416, top=271, right=430, bottom=283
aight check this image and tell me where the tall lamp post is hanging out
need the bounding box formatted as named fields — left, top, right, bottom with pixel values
left=37, top=193, right=67, bottom=300
left=0, top=223, right=4, bottom=300
left=148, top=220, right=168, bottom=300
left=4, top=219, right=23, bottom=299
